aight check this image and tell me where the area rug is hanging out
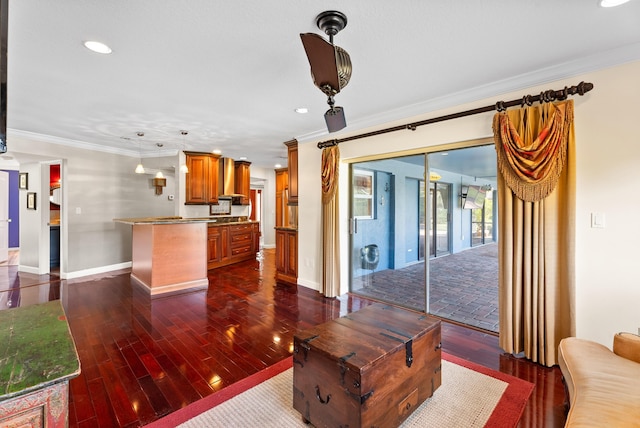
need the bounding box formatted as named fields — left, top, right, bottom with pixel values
left=147, top=353, right=534, bottom=428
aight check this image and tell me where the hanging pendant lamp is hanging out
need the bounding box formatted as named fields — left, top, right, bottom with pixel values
left=135, top=132, right=145, bottom=174
left=179, top=130, right=189, bottom=173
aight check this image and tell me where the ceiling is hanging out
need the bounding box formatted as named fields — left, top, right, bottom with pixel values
left=5, top=1, right=640, bottom=169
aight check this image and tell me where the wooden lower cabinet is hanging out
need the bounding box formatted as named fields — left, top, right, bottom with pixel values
left=207, top=222, right=259, bottom=269
left=275, top=228, right=297, bottom=284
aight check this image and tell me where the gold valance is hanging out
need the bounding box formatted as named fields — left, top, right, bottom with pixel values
left=493, top=100, right=574, bottom=202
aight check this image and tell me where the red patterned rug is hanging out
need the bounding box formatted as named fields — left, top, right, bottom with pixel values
left=147, top=353, right=533, bottom=427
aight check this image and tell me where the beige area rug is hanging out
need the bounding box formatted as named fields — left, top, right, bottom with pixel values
left=166, top=354, right=533, bottom=428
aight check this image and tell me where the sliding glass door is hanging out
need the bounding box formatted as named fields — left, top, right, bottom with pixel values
left=347, top=144, right=499, bottom=332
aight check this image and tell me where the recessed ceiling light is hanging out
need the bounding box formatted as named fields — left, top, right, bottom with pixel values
left=275, top=163, right=282, bottom=168
left=599, top=0, right=631, bottom=7
left=295, top=108, right=309, bottom=114
left=212, top=149, right=222, bottom=155
left=83, top=40, right=112, bottom=54
left=239, top=156, right=247, bottom=160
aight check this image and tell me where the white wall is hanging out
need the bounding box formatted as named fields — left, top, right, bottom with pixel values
left=298, top=60, right=640, bottom=347
left=9, top=135, right=176, bottom=276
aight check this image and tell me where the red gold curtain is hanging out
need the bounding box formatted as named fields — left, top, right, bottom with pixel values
left=493, top=100, right=575, bottom=367
left=494, top=100, right=573, bottom=202
left=321, top=146, right=340, bottom=297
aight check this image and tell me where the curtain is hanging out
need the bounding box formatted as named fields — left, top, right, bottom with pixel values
left=493, top=100, right=575, bottom=367
left=321, top=146, right=340, bottom=297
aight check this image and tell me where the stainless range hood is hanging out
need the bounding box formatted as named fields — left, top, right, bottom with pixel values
left=218, top=157, right=235, bottom=197
left=218, top=157, right=245, bottom=203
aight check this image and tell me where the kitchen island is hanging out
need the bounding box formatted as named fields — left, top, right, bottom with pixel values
left=114, top=217, right=259, bottom=296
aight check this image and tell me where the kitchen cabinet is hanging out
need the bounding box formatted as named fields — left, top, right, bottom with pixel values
left=275, top=227, right=297, bottom=284
left=252, top=222, right=260, bottom=252
left=207, top=222, right=259, bottom=270
left=234, top=160, right=251, bottom=205
left=275, top=168, right=289, bottom=227
left=185, top=152, right=221, bottom=205
left=207, top=225, right=229, bottom=266
left=285, top=140, right=298, bottom=206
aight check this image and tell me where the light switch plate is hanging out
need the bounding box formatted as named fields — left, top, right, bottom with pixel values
left=591, top=212, right=605, bottom=228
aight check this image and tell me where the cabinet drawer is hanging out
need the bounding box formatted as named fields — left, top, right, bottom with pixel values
left=231, top=245, right=252, bottom=256
left=230, top=232, right=251, bottom=244
left=230, top=224, right=252, bottom=233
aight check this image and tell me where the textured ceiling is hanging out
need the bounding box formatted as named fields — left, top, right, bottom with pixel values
left=5, top=0, right=640, bottom=169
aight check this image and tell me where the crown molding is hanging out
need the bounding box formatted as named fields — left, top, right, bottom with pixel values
left=296, top=42, right=640, bottom=145
left=7, top=129, right=178, bottom=157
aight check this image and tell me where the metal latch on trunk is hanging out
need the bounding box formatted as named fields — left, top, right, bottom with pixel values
left=380, top=330, right=414, bottom=368
left=405, top=339, right=413, bottom=367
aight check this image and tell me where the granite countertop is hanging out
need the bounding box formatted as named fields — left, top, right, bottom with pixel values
left=0, top=300, right=80, bottom=400
left=114, top=216, right=256, bottom=225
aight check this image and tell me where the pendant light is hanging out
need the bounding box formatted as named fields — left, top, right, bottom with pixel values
left=155, top=143, right=164, bottom=178
left=179, top=130, right=189, bottom=173
left=135, top=132, right=145, bottom=174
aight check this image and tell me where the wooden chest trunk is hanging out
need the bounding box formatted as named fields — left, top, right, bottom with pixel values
left=293, top=303, right=441, bottom=428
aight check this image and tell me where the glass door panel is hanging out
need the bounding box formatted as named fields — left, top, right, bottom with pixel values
left=427, top=145, right=499, bottom=332
left=349, top=155, right=426, bottom=312
left=427, top=182, right=451, bottom=258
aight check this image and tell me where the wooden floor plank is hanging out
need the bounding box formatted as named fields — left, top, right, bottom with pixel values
left=0, top=249, right=567, bottom=427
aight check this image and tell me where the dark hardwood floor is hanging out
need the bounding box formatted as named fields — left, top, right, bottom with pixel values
left=1, top=249, right=567, bottom=427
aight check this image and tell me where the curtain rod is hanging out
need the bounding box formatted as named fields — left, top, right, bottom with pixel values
left=316, top=81, right=593, bottom=149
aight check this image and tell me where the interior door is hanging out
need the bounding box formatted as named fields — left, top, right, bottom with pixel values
left=0, top=170, right=8, bottom=262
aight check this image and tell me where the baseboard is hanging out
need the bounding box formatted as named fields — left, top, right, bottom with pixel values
left=296, top=277, right=320, bottom=292
left=62, top=261, right=132, bottom=279
left=18, top=265, right=42, bottom=275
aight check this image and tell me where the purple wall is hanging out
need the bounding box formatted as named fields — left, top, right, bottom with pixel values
left=3, top=169, right=19, bottom=247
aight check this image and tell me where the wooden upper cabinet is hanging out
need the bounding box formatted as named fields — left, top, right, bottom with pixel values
left=285, top=140, right=298, bottom=206
left=275, top=168, right=289, bottom=227
left=185, top=152, right=220, bottom=205
left=234, top=160, right=251, bottom=205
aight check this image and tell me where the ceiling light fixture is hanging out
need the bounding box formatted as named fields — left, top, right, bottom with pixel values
left=599, top=0, right=631, bottom=6
left=179, top=130, right=189, bottom=173
left=83, top=40, right=112, bottom=54
left=275, top=163, right=282, bottom=168
left=135, top=132, right=145, bottom=174
left=300, top=10, right=352, bottom=133
left=213, top=149, right=222, bottom=155
left=155, top=143, right=164, bottom=178
left=295, top=108, right=309, bottom=114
